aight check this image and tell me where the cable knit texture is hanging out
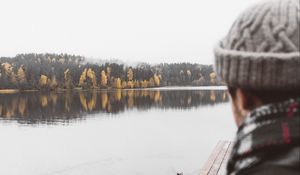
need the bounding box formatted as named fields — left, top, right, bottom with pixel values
left=214, top=0, right=300, bottom=90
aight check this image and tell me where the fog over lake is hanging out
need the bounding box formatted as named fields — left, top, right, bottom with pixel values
left=0, top=88, right=236, bottom=175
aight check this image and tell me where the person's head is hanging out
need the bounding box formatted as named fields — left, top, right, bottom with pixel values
left=213, top=0, right=300, bottom=127
left=227, top=88, right=300, bottom=126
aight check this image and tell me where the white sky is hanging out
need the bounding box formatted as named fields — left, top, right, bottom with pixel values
left=0, top=0, right=260, bottom=64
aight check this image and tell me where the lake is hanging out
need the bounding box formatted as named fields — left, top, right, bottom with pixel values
left=0, top=87, right=236, bottom=175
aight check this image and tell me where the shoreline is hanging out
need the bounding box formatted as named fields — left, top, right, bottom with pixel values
left=0, top=89, right=20, bottom=94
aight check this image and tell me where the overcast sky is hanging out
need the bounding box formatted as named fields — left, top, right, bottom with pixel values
left=0, top=0, right=260, bottom=64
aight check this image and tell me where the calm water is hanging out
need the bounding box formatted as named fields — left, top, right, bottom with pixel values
left=0, top=88, right=236, bottom=175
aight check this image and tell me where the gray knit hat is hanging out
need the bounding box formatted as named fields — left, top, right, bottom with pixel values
left=214, top=0, right=300, bottom=90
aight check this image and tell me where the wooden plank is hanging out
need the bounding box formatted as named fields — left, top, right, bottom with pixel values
left=217, top=142, right=233, bottom=175
left=200, top=141, right=226, bottom=175
left=208, top=141, right=230, bottom=175
left=200, top=141, right=233, bottom=175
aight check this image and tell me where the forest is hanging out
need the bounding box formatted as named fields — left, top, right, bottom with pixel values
left=0, top=53, right=223, bottom=90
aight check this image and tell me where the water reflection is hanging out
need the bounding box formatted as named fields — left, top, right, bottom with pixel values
left=0, top=89, right=228, bottom=124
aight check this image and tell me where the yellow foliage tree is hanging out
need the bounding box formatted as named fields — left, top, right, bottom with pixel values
left=100, top=70, right=107, bottom=87
left=153, top=74, right=160, bottom=86
left=114, top=78, right=122, bottom=89
left=106, top=66, right=111, bottom=77
left=79, top=68, right=87, bottom=87
left=87, top=68, right=97, bottom=88
left=39, top=74, right=48, bottom=87
left=17, top=65, right=27, bottom=84
left=1, top=63, right=17, bottom=84
left=1, top=63, right=13, bottom=74
left=210, top=72, right=217, bottom=85
left=127, top=68, right=133, bottom=81
left=140, top=80, right=149, bottom=88
left=127, top=80, right=134, bottom=89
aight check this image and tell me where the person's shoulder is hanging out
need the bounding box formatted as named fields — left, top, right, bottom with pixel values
left=243, top=166, right=298, bottom=175
left=241, top=147, right=300, bottom=175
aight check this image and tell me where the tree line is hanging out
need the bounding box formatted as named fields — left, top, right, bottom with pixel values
left=0, top=53, right=223, bottom=90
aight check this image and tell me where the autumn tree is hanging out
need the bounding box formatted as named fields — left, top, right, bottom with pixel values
left=127, top=68, right=133, bottom=81
left=127, top=81, right=134, bottom=89
left=153, top=74, right=160, bottom=87
left=210, top=72, right=217, bottom=85
left=114, top=78, right=122, bottom=89
left=100, top=70, right=107, bottom=88
left=87, top=68, right=97, bottom=88
left=39, top=74, right=49, bottom=89
left=1, top=63, right=17, bottom=87
left=79, top=68, right=87, bottom=88
left=0, top=63, right=11, bottom=88
left=140, top=80, right=149, bottom=88
left=17, top=65, right=27, bottom=84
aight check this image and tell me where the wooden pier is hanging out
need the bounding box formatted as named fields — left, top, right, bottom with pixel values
left=200, top=141, right=233, bottom=175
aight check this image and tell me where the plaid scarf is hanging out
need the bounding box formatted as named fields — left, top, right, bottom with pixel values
left=227, top=98, right=300, bottom=175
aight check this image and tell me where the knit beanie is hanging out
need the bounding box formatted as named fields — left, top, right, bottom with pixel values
left=214, top=0, right=300, bottom=90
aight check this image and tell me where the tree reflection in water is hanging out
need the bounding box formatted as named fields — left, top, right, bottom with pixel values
left=0, top=89, right=229, bottom=124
